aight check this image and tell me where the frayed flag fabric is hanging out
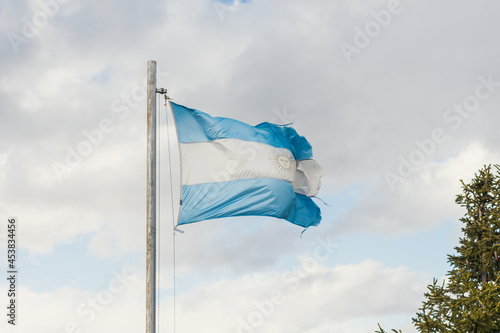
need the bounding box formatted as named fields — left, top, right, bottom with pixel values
left=171, top=102, right=323, bottom=228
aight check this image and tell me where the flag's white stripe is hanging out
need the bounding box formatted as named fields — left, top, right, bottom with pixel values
left=180, top=138, right=296, bottom=186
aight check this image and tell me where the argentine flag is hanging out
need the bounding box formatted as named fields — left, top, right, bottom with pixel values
left=171, top=102, right=323, bottom=228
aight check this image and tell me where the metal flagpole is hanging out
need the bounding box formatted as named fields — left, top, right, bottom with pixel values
left=146, top=60, right=157, bottom=333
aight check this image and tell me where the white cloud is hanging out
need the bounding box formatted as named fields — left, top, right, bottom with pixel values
left=160, top=259, right=427, bottom=333
left=1, top=259, right=425, bottom=333
left=1, top=265, right=142, bottom=333
left=332, top=142, right=500, bottom=236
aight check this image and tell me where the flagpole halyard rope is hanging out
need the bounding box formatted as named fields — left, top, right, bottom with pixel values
left=166, top=99, right=183, bottom=229
left=164, top=95, right=178, bottom=333
left=173, top=228, right=177, bottom=333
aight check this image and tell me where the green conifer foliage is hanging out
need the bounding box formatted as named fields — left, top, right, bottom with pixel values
left=412, top=165, right=500, bottom=332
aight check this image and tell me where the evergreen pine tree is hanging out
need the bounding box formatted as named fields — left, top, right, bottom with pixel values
left=412, top=165, right=500, bottom=332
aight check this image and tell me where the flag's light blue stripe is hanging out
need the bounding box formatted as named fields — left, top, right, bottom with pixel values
left=293, top=194, right=322, bottom=228
left=255, top=123, right=313, bottom=161
left=178, top=178, right=321, bottom=228
left=171, top=102, right=313, bottom=161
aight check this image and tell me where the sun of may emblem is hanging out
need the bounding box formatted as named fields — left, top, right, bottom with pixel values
left=269, top=148, right=296, bottom=181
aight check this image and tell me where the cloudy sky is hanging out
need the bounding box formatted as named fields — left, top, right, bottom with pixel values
left=1, top=0, right=500, bottom=332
